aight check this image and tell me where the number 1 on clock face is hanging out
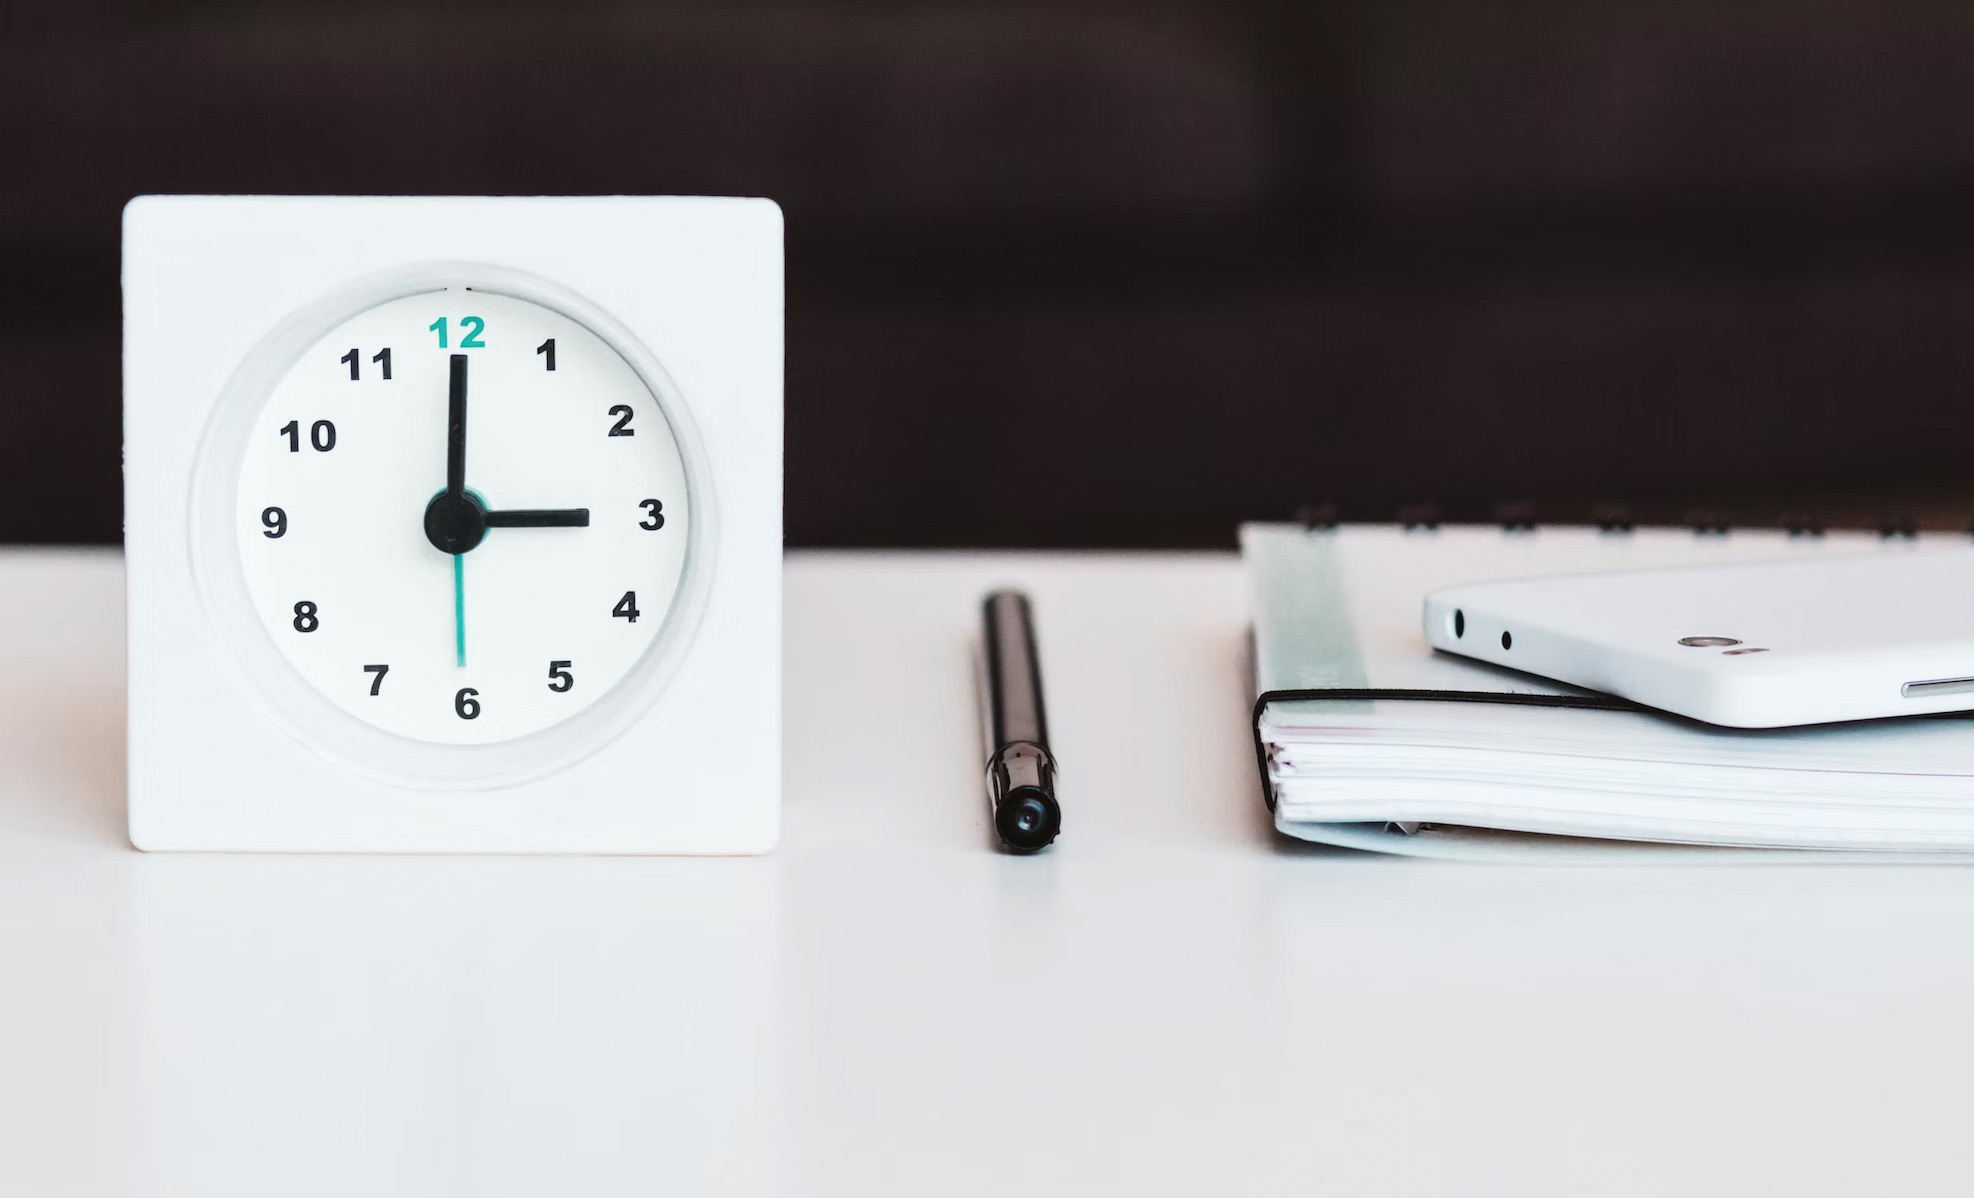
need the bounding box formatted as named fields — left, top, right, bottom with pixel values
left=233, top=289, right=692, bottom=745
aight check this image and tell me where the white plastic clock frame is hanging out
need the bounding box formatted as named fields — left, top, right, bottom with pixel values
left=189, top=262, right=718, bottom=790
left=124, top=195, right=783, bottom=854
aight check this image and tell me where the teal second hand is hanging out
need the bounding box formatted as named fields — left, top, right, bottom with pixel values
left=453, top=553, right=465, bottom=667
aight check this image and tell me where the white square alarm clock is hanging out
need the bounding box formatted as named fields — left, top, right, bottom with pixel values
left=123, top=195, right=782, bottom=852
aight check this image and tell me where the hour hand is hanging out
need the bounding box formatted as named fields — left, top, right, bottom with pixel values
left=484, top=508, right=590, bottom=528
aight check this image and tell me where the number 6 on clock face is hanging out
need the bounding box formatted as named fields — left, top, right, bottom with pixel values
left=234, top=288, right=691, bottom=745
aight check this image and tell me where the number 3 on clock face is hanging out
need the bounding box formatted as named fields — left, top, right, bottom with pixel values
left=234, top=288, right=692, bottom=746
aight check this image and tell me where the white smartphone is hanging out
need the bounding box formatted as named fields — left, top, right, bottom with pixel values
left=1422, top=547, right=1974, bottom=728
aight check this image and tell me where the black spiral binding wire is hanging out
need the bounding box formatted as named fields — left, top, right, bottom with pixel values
left=1294, top=502, right=1338, bottom=531
left=1396, top=502, right=1440, bottom=531
left=1686, top=509, right=1731, bottom=536
left=1591, top=503, right=1635, bottom=533
left=1289, top=502, right=1962, bottom=539
left=1493, top=500, right=1537, bottom=532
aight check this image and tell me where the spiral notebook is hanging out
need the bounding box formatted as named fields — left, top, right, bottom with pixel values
left=1245, top=521, right=1974, bottom=860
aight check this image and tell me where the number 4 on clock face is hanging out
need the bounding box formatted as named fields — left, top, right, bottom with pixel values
left=233, top=287, right=693, bottom=746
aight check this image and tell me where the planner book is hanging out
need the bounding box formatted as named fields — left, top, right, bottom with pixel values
left=1244, top=522, right=1974, bottom=859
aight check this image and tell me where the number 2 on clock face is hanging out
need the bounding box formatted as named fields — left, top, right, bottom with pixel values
left=233, top=289, right=691, bottom=745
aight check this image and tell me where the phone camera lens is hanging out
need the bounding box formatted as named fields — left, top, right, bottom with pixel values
left=1453, top=609, right=1465, bottom=638
left=1678, top=636, right=1741, bottom=647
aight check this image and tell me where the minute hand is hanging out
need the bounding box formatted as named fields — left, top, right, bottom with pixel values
left=446, top=353, right=468, bottom=497
left=484, top=508, right=591, bottom=528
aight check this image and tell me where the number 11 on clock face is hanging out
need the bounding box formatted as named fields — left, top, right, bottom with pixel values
left=234, top=289, right=692, bottom=746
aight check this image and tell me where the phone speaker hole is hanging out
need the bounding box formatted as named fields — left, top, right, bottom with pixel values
left=1500, top=631, right=1512, bottom=650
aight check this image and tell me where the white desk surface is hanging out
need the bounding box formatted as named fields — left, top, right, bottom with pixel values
left=6, top=547, right=1974, bottom=1196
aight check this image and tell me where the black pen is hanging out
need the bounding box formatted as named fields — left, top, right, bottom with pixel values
left=981, top=590, right=1062, bottom=850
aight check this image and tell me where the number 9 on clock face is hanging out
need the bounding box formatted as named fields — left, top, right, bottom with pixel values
left=235, top=289, right=691, bottom=745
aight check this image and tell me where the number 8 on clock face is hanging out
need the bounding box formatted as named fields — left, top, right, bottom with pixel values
left=235, top=289, right=691, bottom=745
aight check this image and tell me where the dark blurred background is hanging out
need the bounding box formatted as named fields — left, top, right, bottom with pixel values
left=10, top=0, right=1974, bottom=547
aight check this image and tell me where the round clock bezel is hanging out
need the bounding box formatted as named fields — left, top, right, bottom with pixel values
left=187, top=261, right=719, bottom=790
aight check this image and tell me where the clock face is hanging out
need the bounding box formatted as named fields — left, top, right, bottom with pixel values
left=233, top=288, right=691, bottom=745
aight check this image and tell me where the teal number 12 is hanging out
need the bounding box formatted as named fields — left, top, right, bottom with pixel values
left=429, top=316, right=487, bottom=349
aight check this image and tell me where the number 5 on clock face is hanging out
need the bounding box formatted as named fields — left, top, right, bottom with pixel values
left=234, top=289, right=691, bottom=745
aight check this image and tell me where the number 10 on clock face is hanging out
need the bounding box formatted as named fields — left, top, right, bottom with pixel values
left=235, top=289, right=691, bottom=746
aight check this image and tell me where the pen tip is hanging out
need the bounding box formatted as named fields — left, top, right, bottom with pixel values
left=996, top=789, right=1060, bottom=850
